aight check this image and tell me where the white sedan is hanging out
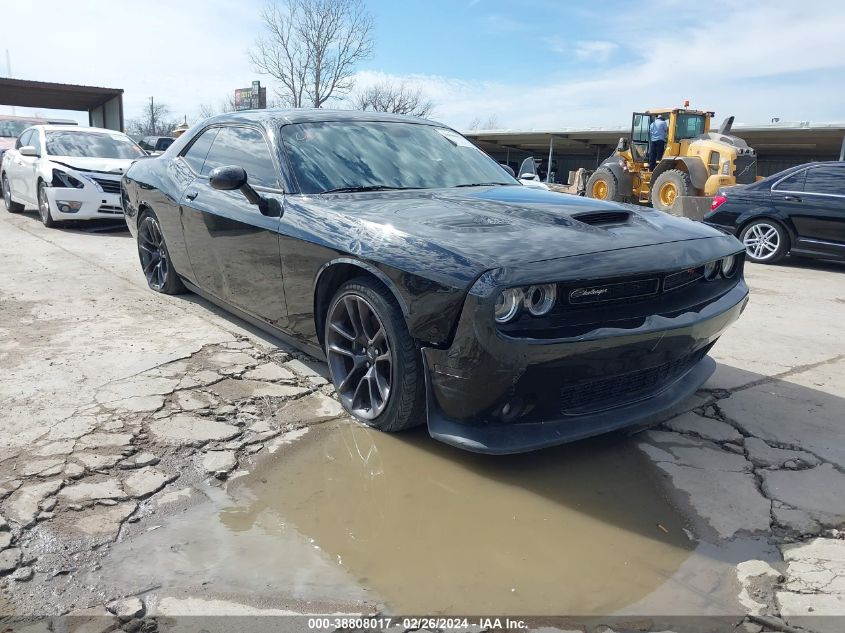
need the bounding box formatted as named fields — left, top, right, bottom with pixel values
left=1, top=125, right=145, bottom=227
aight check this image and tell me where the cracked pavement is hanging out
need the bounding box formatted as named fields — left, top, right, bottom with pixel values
left=1, top=209, right=844, bottom=632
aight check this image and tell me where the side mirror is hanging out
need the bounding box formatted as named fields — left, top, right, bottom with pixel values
left=520, top=173, right=538, bottom=180
left=209, top=165, right=280, bottom=217
left=19, top=146, right=38, bottom=157
left=500, top=163, right=515, bottom=178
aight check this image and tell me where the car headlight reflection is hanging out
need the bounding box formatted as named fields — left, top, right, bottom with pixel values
left=721, top=254, right=738, bottom=278
left=495, top=283, right=560, bottom=323
left=526, top=284, right=557, bottom=316
left=494, top=288, right=523, bottom=323
left=51, top=169, right=85, bottom=189
left=703, top=260, right=720, bottom=280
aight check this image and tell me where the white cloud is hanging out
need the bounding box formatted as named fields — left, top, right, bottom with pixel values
left=1, top=0, right=843, bottom=132
left=573, top=41, right=618, bottom=62
left=0, top=0, right=262, bottom=123
left=361, top=0, right=845, bottom=130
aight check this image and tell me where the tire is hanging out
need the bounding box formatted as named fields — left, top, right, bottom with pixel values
left=586, top=169, right=622, bottom=202
left=324, top=277, right=424, bottom=432
left=739, top=219, right=789, bottom=264
left=651, top=169, right=693, bottom=212
left=37, top=182, right=58, bottom=228
left=2, top=174, right=24, bottom=212
left=137, top=211, right=187, bottom=294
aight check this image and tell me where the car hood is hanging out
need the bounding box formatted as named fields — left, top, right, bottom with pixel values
left=293, top=185, right=724, bottom=270
left=48, top=156, right=135, bottom=175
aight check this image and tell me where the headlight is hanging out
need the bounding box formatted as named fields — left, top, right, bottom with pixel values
left=703, top=260, right=720, bottom=280
left=721, top=161, right=731, bottom=175
left=494, top=288, right=523, bottom=323
left=51, top=169, right=84, bottom=189
left=721, top=254, right=738, bottom=278
left=525, top=284, right=557, bottom=316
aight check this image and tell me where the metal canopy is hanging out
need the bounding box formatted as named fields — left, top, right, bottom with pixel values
left=467, top=123, right=845, bottom=157
left=0, top=78, right=124, bottom=131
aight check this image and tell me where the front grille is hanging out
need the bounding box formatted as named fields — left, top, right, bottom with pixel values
left=734, top=155, right=757, bottom=184
left=559, top=347, right=708, bottom=415
left=569, top=278, right=659, bottom=304
left=91, top=177, right=121, bottom=194
left=664, top=265, right=705, bottom=291
left=98, top=204, right=123, bottom=214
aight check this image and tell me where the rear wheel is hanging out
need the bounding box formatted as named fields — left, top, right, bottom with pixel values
left=740, top=219, right=789, bottom=264
left=137, top=211, right=186, bottom=294
left=2, top=174, right=24, bottom=212
left=651, top=169, right=693, bottom=212
left=38, top=183, right=58, bottom=228
left=325, top=278, right=424, bottom=432
left=586, top=169, right=621, bottom=202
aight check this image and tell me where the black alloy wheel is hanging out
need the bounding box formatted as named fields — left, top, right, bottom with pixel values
left=137, top=213, right=186, bottom=294
left=325, top=278, right=424, bottom=432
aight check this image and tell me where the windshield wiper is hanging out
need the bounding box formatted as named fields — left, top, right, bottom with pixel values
left=451, top=182, right=511, bottom=188
left=321, top=185, right=421, bottom=194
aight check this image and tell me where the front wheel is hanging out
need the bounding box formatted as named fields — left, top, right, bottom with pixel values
left=740, top=219, right=789, bottom=264
left=2, top=174, right=24, bottom=212
left=586, top=169, right=622, bottom=202
left=325, top=278, right=424, bottom=432
left=651, top=169, right=693, bottom=212
left=137, top=212, right=187, bottom=294
left=38, top=183, right=58, bottom=228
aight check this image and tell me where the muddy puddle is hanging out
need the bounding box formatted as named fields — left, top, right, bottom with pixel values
left=223, top=421, right=696, bottom=615
left=91, top=421, right=702, bottom=616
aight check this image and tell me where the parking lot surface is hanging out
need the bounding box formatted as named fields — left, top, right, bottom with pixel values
left=1, top=208, right=844, bottom=632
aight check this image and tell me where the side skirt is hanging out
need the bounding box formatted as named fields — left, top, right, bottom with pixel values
left=181, top=279, right=326, bottom=362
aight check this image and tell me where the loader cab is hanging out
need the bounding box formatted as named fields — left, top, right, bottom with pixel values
left=630, top=109, right=711, bottom=168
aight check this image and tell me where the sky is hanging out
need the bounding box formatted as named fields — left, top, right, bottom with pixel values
left=2, top=0, right=844, bottom=131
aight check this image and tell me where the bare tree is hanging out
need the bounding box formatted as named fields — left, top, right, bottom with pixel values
left=127, top=99, right=177, bottom=137
left=482, top=114, right=501, bottom=129
left=467, top=117, right=481, bottom=131
left=353, top=81, right=434, bottom=117
left=249, top=0, right=374, bottom=108
left=197, top=94, right=238, bottom=119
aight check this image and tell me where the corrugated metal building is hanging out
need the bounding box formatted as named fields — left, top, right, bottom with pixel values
left=465, top=122, right=845, bottom=182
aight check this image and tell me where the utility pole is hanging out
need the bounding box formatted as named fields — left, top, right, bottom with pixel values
left=5, top=50, right=14, bottom=115
left=149, top=96, right=155, bottom=136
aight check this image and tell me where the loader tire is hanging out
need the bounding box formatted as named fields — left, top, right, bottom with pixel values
left=651, top=169, right=693, bottom=212
left=586, top=169, right=622, bottom=202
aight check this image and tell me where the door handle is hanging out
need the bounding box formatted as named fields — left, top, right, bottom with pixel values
left=185, top=189, right=198, bottom=201
left=783, top=195, right=801, bottom=202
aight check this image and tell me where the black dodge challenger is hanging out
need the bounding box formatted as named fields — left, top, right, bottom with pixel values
left=122, top=110, right=748, bottom=454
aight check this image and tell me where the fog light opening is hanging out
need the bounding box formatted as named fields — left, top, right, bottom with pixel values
left=57, top=200, right=83, bottom=214
left=497, top=396, right=524, bottom=423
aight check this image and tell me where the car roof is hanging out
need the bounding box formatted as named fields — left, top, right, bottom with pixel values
left=31, top=125, right=128, bottom=134
left=200, top=108, right=444, bottom=128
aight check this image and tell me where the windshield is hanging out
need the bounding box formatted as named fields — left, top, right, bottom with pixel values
left=0, top=120, right=38, bottom=138
left=280, top=121, right=518, bottom=194
left=674, top=114, right=706, bottom=140
left=45, top=131, right=144, bottom=159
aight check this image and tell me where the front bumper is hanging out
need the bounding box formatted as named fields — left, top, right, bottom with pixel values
left=45, top=187, right=124, bottom=220
left=422, top=280, right=749, bottom=454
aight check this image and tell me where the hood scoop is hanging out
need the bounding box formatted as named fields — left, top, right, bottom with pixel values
left=571, top=210, right=631, bottom=226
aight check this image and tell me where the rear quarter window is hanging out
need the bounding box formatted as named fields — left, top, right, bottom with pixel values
left=803, top=165, right=845, bottom=196
left=772, top=169, right=806, bottom=192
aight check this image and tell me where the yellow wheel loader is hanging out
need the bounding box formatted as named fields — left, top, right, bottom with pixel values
left=586, top=107, right=757, bottom=214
